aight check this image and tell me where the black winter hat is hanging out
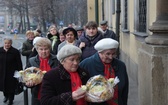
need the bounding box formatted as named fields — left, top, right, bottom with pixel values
left=63, top=27, right=78, bottom=38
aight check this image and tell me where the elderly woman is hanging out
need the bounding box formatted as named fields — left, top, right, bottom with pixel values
left=21, top=30, right=35, bottom=66
left=40, top=45, right=90, bottom=105
left=28, top=37, right=42, bottom=59
left=0, top=37, right=22, bottom=105
left=80, top=38, right=129, bottom=105
left=58, top=28, right=66, bottom=42
left=26, top=37, right=59, bottom=105
left=57, top=27, right=79, bottom=51
left=47, top=25, right=61, bottom=55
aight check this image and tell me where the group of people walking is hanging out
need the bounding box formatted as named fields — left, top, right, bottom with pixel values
left=0, top=20, right=128, bottom=105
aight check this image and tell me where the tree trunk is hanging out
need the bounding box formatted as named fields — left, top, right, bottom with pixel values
left=25, top=0, right=30, bottom=30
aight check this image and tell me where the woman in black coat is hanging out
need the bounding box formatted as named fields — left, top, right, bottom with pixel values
left=47, top=25, right=61, bottom=55
left=40, top=45, right=90, bottom=105
left=0, top=37, right=23, bottom=105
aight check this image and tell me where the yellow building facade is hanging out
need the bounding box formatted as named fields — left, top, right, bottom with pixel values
left=87, top=0, right=168, bottom=105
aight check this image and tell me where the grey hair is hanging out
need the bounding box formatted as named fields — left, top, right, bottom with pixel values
left=48, top=25, right=57, bottom=31
left=35, top=37, right=51, bottom=50
left=3, top=37, right=13, bottom=43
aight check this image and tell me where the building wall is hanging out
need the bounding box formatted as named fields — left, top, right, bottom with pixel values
left=87, top=0, right=103, bottom=23
left=119, top=0, right=157, bottom=81
left=118, top=0, right=157, bottom=104
left=87, top=0, right=95, bottom=21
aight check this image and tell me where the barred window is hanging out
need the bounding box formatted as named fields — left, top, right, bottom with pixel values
left=138, top=0, right=146, bottom=32
left=124, top=0, right=128, bottom=29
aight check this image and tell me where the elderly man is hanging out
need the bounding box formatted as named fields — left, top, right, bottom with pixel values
left=79, top=38, right=128, bottom=105
left=100, top=20, right=117, bottom=40
left=76, top=27, right=84, bottom=38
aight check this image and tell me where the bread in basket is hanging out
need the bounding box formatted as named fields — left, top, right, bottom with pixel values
left=81, top=75, right=120, bottom=102
left=19, top=67, right=46, bottom=85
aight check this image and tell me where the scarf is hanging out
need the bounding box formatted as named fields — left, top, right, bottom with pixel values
left=38, top=57, right=51, bottom=99
left=39, top=57, right=51, bottom=72
left=50, top=36, right=58, bottom=50
left=69, top=71, right=87, bottom=105
left=104, top=63, right=118, bottom=105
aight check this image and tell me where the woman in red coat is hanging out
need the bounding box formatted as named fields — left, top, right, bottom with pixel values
left=0, top=37, right=23, bottom=105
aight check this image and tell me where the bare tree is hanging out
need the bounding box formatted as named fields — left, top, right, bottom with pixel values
left=1, top=0, right=88, bottom=33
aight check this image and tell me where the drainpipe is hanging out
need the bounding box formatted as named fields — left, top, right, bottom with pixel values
left=116, top=0, right=121, bottom=58
left=102, top=0, right=104, bottom=20
left=95, top=0, right=99, bottom=24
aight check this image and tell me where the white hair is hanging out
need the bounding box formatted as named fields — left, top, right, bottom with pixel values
left=3, top=37, right=13, bottom=43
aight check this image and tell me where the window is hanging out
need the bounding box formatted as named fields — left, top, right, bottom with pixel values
left=133, top=0, right=148, bottom=36
left=138, top=0, right=146, bottom=32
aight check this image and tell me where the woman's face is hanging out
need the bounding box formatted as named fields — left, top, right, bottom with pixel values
left=27, top=33, right=34, bottom=40
left=4, top=40, right=12, bottom=50
left=65, top=31, right=75, bottom=43
left=99, top=49, right=117, bottom=63
left=59, top=34, right=65, bottom=42
left=49, top=28, right=57, bottom=35
left=61, top=54, right=80, bottom=72
left=37, top=46, right=50, bottom=59
left=86, top=27, right=98, bottom=37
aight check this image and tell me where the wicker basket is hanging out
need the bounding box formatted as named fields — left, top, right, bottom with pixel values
left=85, top=75, right=114, bottom=102
left=19, top=67, right=46, bottom=85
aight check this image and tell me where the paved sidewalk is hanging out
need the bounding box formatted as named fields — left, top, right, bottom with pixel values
left=0, top=88, right=31, bottom=105
left=127, top=77, right=139, bottom=105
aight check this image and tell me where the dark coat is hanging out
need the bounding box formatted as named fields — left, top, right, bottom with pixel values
left=47, top=33, right=61, bottom=55
left=103, top=29, right=117, bottom=40
left=28, top=48, right=38, bottom=59
left=27, top=54, right=59, bottom=68
left=21, top=39, right=34, bottom=64
left=0, top=46, right=23, bottom=93
left=40, top=64, right=90, bottom=105
left=27, top=54, right=59, bottom=105
left=79, top=52, right=129, bottom=105
left=77, top=31, right=103, bottom=60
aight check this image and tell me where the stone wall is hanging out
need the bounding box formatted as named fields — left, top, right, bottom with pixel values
left=138, top=43, right=168, bottom=105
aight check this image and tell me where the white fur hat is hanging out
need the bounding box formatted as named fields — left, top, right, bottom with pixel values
left=33, top=37, right=42, bottom=46
left=57, top=45, right=82, bottom=62
left=94, top=38, right=119, bottom=52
